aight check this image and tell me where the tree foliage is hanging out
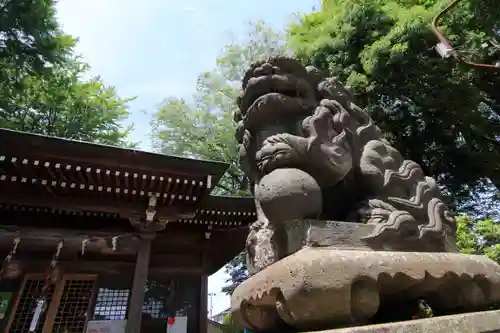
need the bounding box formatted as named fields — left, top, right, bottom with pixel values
left=220, top=251, right=247, bottom=296
left=0, top=0, right=75, bottom=80
left=456, top=215, right=500, bottom=264
left=288, top=0, right=500, bottom=210
left=0, top=0, right=134, bottom=147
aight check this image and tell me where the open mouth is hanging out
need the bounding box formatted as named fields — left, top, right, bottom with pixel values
left=239, top=74, right=314, bottom=113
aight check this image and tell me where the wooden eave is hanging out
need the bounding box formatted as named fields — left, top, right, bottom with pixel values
left=173, top=196, right=256, bottom=228
left=0, top=129, right=227, bottom=177
left=0, top=128, right=229, bottom=219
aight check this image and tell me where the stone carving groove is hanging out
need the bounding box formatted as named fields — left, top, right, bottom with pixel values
left=234, top=57, right=456, bottom=275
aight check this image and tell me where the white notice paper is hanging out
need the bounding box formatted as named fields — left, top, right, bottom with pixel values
left=166, top=316, right=188, bottom=333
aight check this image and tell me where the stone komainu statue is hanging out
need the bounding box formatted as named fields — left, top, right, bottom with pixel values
left=234, top=57, right=456, bottom=275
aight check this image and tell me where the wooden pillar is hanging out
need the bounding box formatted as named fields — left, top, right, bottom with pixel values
left=125, top=233, right=154, bottom=333
left=199, top=241, right=209, bottom=333
left=199, top=273, right=208, bottom=333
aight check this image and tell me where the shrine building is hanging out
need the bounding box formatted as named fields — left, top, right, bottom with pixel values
left=0, top=128, right=255, bottom=333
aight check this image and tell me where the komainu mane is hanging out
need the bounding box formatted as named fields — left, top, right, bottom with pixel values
left=234, top=56, right=456, bottom=275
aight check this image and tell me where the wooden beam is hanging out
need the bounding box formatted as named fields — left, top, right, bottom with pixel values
left=126, top=234, right=154, bottom=333
left=4, top=259, right=201, bottom=279
left=0, top=225, right=138, bottom=239
left=0, top=224, right=204, bottom=246
left=0, top=225, right=140, bottom=255
left=5, top=259, right=202, bottom=278
left=0, top=224, right=211, bottom=258
left=149, top=253, right=201, bottom=267
left=0, top=242, right=206, bottom=261
left=0, top=190, right=196, bottom=220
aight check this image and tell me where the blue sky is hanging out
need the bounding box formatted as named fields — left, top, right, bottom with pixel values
left=56, top=0, right=319, bottom=315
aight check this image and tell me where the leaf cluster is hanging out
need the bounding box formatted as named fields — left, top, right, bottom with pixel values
left=456, top=215, right=500, bottom=264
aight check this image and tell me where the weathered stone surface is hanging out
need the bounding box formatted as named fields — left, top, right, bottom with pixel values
left=255, top=168, right=323, bottom=224
left=231, top=248, right=500, bottom=332
left=249, top=220, right=375, bottom=273
left=305, top=220, right=375, bottom=249
left=281, top=220, right=376, bottom=255
left=283, top=219, right=456, bottom=255
left=309, top=309, right=500, bottom=333
left=304, top=220, right=458, bottom=253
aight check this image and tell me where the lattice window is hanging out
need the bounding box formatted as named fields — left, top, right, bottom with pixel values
left=143, top=280, right=168, bottom=319
left=93, top=288, right=130, bottom=320
left=8, top=279, right=54, bottom=333
left=142, top=299, right=166, bottom=319
left=51, top=278, right=95, bottom=333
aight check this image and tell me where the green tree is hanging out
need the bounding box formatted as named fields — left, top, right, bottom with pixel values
left=1, top=59, right=135, bottom=146
left=150, top=21, right=288, bottom=293
left=0, top=0, right=134, bottom=147
left=0, top=0, right=75, bottom=81
left=221, top=313, right=244, bottom=333
left=220, top=251, right=247, bottom=296
left=288, top=0, right=500, bottom=209
left=456, top=215, right=500, bottom=264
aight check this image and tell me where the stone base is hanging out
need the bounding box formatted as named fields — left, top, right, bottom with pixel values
left=285, top=220, right=458, bottom=254
left=312, top=309, right=500, bottom=333
left=231, top=248, right=500, bottom=332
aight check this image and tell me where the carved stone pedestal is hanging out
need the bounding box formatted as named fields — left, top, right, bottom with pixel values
left=231, top=247, right=500, bottom=332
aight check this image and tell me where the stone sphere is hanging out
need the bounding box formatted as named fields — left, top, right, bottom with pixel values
left=255, top=168, right=322, bottom=223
